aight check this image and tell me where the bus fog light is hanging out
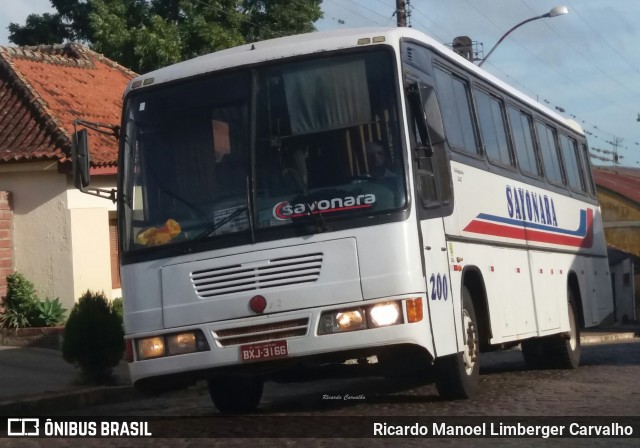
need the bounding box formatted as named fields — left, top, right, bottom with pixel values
left=137, top=337, right=165, bottom=360
left=369, top=301, right=401, bottom=327
left=319, top=308, right=365, bottom=334
left=167, top=332, right=197, bottom=355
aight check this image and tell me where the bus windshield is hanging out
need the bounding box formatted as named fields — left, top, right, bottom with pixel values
left=121, top=49, right=405, bottom=253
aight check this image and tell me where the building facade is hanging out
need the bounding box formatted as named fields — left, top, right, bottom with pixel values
left=0, top=44, right=134, bottom=310
left=593, top=167, right=640, bottom=321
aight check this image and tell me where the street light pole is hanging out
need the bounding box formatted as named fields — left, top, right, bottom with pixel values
left=478, top=6, right=569, bottom=67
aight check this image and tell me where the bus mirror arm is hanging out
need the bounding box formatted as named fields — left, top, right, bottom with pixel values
left=71, top=125, right=117, bottom=203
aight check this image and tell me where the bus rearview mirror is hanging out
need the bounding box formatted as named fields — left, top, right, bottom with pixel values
left=72, top=129, right=91, bottom=189
left=421, top=86, right=446, bottom=146
left=407, top=83, right=446, bottom=156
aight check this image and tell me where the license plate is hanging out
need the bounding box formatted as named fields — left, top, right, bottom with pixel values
left=240, top=340, right=288, bottom=362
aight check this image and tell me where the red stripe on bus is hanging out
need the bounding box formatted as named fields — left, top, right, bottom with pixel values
left=463, top=219, right=593, bottom=248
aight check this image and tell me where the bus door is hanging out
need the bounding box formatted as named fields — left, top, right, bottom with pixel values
left=407, top=80, right=458, bottom=357
left=420, top=214, right=457, bottom=357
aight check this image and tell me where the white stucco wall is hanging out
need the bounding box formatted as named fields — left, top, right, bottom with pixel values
left=0, top=162, right=118, bottom=310
left=0, top=162, right=74, bottom=308
left=66, top=174, right=119, bottom=303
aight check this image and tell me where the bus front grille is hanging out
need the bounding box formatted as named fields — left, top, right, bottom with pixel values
left=213, top=318, right=309, bottom=347
left=190, top=253, right=323, bottom=298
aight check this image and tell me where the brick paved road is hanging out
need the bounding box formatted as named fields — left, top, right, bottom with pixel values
left=4, top=340, right=640, bottom=448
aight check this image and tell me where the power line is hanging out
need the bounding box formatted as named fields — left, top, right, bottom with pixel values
left=518, top=0, right=640, bottom=99
left=563, top=0, right=640, bottom=75
left=324, top=0, right=388, bottom=27
left=191, top=0, right=640, bottom=165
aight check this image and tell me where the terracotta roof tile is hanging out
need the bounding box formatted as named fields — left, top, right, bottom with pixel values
left=593, top=167, right=640, bottom=205
left=0, top=44, right=135, bottom=168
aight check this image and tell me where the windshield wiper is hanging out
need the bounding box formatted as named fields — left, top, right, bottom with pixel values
left=193, top=206, right=248, bottom=241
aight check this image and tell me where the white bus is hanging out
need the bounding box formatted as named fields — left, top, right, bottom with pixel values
left=74, top=27, right=613, bottom=413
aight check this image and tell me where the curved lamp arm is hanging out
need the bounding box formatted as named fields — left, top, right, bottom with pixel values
left=478, top=6, right=568, bottom=67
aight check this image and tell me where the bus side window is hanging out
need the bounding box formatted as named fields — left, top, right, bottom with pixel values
left=474, top=88, right=513, bottom=167
left=559, top=133, right=586, bottom=193
left=433, top=66, right=479, bottom=156
left=579, top=142, right=596, bottom=196
left=535, top=121, right=565, bottom=186
left=507, top=107, right=541, bottom=177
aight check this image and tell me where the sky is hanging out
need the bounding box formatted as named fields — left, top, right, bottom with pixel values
left=1, top=0, right=639, bottom=168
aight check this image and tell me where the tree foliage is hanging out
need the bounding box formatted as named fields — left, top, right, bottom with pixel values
left=9, top=0, right=323, bottom=73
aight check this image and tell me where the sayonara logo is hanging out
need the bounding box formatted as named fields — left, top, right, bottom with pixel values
left=273, top=194, right=376, bottom=220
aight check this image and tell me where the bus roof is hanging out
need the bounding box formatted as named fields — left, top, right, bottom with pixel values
left=127, top=27, right=583, bottom=137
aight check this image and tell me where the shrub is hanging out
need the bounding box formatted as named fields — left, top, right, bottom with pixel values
left=0, top=273, right=68, bottom=328
left=62, top=290, right=125, bottom=384
left=111, top=297, right=123, bottom=322
left=0, top=307, right=31, bottom=329
left=0, top=273, right=40, bottom=328
left=36, top=298, right=67, bottom=327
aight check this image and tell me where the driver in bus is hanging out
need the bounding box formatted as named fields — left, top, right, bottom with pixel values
left=366, top=141, right=394, bottom=178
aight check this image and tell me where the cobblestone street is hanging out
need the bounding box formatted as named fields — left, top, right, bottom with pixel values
left=4, top=340, right=639, bottom=447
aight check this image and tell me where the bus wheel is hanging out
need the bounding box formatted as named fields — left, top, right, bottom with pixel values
left=546, top=293, right=581, bottom=369
left=207, top=376, right=263, bottom=413
left=521, top=338, right=548, bottom=369
left=434, top=287, right=479, bottom=399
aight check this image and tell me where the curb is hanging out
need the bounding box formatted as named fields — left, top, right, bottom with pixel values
left=0, top=385, right=139, bottom=416
left=580, top=332, right=638, bottom=345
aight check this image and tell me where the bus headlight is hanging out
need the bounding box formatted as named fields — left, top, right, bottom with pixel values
left=135, top=330, right=210, bottom=360
left=369, top=301, right=401, bottom=327
left=319, top=308, right=365, bottom=334
left=318, top=301, right=404, bottom=335
left=137, top=337, right=165, bottom=360
left=167, top=332, right=197, bottom=355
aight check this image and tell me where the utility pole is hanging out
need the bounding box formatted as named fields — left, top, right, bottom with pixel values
left=396, top=0, right=407, bottom=27
left=611, top=137, right=623, bottom=170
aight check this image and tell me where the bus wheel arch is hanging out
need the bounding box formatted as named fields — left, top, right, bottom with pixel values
left=567, top=271, right=585, bottom=329
left=434, top=284, right=479, bottom=399
left=433, top=267, right=489, bottom=400
left=522, top=276, right=582, bottom=370
left=461, top=267, right=492, bottom=352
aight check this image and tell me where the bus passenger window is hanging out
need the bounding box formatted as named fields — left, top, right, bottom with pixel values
left=508, top=107, right=541, bottom=177
left=579, top=143, right=595, bottom=195
left=433, top=66, right=478, bottom=155
left=536, top=122, right=564, bottom=185
left=474, top=89, right=512, bottom=167
left=559, top=134, right=585, bottom=193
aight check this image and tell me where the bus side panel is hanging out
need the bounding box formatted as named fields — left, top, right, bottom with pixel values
left=528, top=251, right=564, bottom=334
left=448, top=242, right=538, bottom=344
left=487, top=246, right=537, bottom=340
left=594, top=256, right=615, bottom=324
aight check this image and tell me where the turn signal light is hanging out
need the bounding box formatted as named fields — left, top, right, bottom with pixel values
left=405, top=298, right=423, bottom=323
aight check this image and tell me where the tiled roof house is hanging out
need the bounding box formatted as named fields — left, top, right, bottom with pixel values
left=593, top=167, right=640, bottom=257
left=0, top=43, right=135, bottom=307
left=592, top=167, right=640, bottom=321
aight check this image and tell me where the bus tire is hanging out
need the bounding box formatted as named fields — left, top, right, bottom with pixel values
left=434, top=288, right=479, bottom=399
left=521, top=338, right=548, bottom=370
left=207, top=376, right=263, bottom=413
left=546, top=293, right=581, bottom=369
